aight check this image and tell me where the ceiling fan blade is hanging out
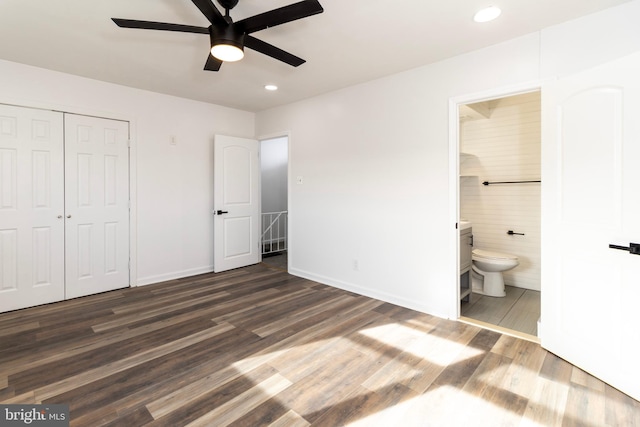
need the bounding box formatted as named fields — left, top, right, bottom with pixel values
left=112, top=18, right=209, bottom=34
left=204, top=53, right=223, bottom=71
left=191, top=0, right=226, bottom=26
left=235, top=0, right=323, bottom=34
left=245, top=35, right=305, bottom=67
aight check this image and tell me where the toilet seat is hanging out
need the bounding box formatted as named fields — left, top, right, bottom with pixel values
left=472, top=249, right=518, bottom=261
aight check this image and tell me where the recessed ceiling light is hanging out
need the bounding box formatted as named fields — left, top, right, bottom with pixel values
left=474, top=6, right=502, bottom=23
left=264, top=84, right=278, bottom=91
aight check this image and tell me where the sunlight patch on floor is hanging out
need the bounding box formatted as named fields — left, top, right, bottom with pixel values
left=359, top=323, right=484, bottom=366
left=347, top=384, right=527, bottom=427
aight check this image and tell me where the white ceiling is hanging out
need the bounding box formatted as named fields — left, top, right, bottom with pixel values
left=0, top=0, right=632, bottom=112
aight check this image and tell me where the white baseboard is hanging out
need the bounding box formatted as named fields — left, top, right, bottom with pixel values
left=289, top=267, right=448, bottom=319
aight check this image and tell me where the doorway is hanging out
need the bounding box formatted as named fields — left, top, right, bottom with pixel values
left=260, top=135, right=289, bottom=271
left=456, top=91, right=541, bottom=338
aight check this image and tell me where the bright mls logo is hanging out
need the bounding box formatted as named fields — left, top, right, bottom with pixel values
left=1, top=405, right=69, bottom=426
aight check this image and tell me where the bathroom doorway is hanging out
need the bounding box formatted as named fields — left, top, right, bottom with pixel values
left=456, top=91, right=541, bottom=338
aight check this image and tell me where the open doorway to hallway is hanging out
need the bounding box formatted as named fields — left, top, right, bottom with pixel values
left=457, top=91, right=541, bottom=338
left=260, top=135, right=289, bottom=271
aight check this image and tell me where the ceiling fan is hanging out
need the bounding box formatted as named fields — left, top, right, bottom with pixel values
left=112, top=0, right=324, bottom=71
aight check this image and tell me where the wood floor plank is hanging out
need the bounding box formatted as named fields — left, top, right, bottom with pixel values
left=268, top=409, right=310, bottom=427
left=571, top=365, right=606, bottom=392
left=226, top=397, right=291, bottom=427
left=34, top=322, right=235, bottom=401
left=275, top=345, right=379, bottom=424
left=605, top=383, right=640, bottom=427
left=0, top=302, right=228, bottom=378
left=251, top=292, right=351, bottom=337
left=563, top=382, right=606, bottom=427
left=212, top=288, right=314, bottom=324
left=0, top=320, right=40, bottom=337
left=147, top=363, right=279, bottom=427
left=310, top=383, right=418, bottom=426
left=495, top=339, right=547, bottom=400
left=1, top=264, right=637, bottom=426
left=539, top=352, right=573, bottom=385
left=450, top=351, right=523, bottom=426
left=185, top=373, right=292, bottom=427
left=10, top=317, right=218, bottom=394
left=68, top=329, right=270, bottom=426
left=91, top=291, right=230, bottom=332
left=520, top=376, right=570, bottom=427
left=146, top=356, right=264, bottom=419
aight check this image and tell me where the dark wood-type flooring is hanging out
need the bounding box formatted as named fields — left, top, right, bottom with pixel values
left=1, top=264, right=639, bottom=426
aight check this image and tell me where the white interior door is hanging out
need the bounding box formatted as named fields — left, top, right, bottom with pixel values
left=64, top=114, right=130, bottom=299
left=0, top=105, right=65, bottom=312
left=213, top=135, right=261, bottom=272
left=541, top=52, right=640, bottom=400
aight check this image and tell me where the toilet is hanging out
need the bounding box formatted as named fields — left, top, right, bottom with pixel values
left=471, top=249, right=519, bottom=297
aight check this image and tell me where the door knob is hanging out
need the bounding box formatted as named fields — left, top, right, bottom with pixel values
left=57, top=215, right=63, bottom=219
left=609, top=242, right=640, bottom=255
left=214, top=210, right=228, bottom=215
left=66, top=215, right=72, bottom=219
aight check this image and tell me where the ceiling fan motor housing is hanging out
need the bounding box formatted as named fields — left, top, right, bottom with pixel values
left=210, top=24, right=245, bottom=51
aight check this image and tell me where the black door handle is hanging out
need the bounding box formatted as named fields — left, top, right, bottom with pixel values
left=609, top=242, right=640, bottom=255
left=215, top=210, right=228, bottom=215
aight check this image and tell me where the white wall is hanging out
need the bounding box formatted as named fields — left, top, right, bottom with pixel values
left=256, top=0, right=640, bottom=319
left=261, top=136, right=288, bottom=213
left=257, top=34, right=540, bottom=318
left=460, top=92, right=541, bottom=291
left=0, top=59, right=255, bottom=285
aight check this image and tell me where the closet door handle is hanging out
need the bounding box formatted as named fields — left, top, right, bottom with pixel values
left=66, top=215, right=72, bottom=219
left=57, top=215, right=63, bottom=219
left=609, top=242, right=640, bottom=255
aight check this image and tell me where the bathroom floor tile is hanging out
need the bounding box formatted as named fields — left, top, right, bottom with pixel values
left=461, top=286, right=540, bottom=336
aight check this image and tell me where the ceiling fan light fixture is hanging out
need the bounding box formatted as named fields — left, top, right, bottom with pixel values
left=211, top=44, right=244, bottom=62
left=210, top=26, right=245, bottom=62
left=474, top=6, right=502, bottom=23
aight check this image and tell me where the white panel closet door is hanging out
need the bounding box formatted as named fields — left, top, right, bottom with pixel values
left=0, top=105, right=65, bottom=312
left=64, top=114, right=130, bottom=299
left=541, top=52, right=640, bottom=400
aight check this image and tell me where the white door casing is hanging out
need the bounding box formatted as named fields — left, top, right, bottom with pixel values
left=213, top=135, right=261, bottom=272
left=64, top=114, right=130, bottom=299
left=541, top=52, right=640, bottom=400
left=0, top=105, right=65, bottom=312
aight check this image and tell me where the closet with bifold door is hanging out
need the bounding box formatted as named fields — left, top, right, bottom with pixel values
left=0, top=104, right=130, bottom=313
